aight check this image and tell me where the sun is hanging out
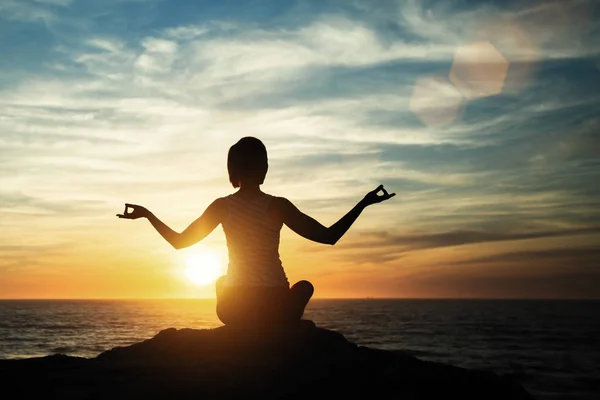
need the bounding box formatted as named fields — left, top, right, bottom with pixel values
left=184, top=251, right=223, bottom=286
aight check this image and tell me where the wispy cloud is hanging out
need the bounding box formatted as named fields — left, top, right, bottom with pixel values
left=342, top=226, right=600, bottom=254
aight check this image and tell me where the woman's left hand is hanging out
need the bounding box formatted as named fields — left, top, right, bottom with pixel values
left=117, top=204, right=150, bottom=220
left=361, top=185, right=396, bottom=206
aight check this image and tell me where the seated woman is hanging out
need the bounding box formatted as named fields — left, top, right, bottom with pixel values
left=117, top=137, right=395, bottom=325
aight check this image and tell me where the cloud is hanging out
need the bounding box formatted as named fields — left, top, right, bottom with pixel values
left=32, top=0, right=74, bottom=6
left=0, top=0, right=58, bottom=24
left=134, top=38, right=178, bottom=74
left=2, top=7, right=598, bottom=220
left=398, top=0, right=600, bottom=61
left=164, top=25, right=209, bottom=40
left=0, top=191, right=106, bottom=215
left=378, top=227, right=600, bottom=251
left=449, top=246, right=600, bottom=268
left=324, top=226, right=600, bottom=267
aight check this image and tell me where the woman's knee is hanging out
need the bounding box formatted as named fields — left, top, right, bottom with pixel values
left=291, top=280, right=314, bottom=299
left=215, top=275, right=226, bottom=290
left=215, top=275, right=227, bottom=298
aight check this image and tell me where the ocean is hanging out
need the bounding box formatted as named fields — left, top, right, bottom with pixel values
left=0, top=299, right=598, bottom=400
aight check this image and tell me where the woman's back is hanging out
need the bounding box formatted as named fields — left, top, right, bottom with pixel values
left=221, top=191, right=289, bottom=287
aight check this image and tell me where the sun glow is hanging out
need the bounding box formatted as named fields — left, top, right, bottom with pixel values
left=184, top=251, right=224, bottom=286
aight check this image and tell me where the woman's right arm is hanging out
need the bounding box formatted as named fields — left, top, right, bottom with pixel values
left=116, top=199, right=225, bottom=250
left=279, top=185, right=395, bottom=245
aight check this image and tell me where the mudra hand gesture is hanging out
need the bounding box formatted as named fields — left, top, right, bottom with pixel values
left=116, top=203, right=150, bottom=220
left=361, top=184, right=395, bottom=206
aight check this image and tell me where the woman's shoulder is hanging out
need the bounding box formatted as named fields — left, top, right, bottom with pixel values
left=213, top=194, right=232, bottom=203
left=264, top=193, right=290, bottom=205
left=264, top=195, right=299, bottom=217
left=209, top=196, right=232, bottom=214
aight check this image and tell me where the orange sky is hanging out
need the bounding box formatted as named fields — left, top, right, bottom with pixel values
left=1, top=0, right=599, bottom=299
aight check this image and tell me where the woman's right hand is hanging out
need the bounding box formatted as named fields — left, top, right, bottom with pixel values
left=361, top=184, right=395, bottom=207
left=116, top=203, right=150, bottom=220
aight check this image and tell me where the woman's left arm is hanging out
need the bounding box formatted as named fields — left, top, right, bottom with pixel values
left=118, top=199, right=226, bottom=250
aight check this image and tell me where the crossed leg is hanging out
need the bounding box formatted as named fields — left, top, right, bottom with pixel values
left=215, top=277, right=314, bottom=325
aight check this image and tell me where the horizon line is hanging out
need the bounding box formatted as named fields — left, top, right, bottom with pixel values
left=0, top=297, right=598, bottom=301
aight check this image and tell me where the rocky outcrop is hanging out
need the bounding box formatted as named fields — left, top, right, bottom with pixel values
left=0, top=320, right=534, bottom=399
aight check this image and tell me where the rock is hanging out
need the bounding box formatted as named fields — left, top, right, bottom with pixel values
left=0, top=320, right=533, bottom=400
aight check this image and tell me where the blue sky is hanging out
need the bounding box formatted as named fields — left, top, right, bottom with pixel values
left=1, top=0, right=599, bottom=298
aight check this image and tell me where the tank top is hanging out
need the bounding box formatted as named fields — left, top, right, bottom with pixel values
left=221, top=192, right=289, bottom=287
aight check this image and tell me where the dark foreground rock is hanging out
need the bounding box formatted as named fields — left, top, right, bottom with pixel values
left=0, top=321, right=534, bottom=399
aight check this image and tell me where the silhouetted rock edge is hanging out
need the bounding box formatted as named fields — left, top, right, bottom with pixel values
left=0, top=321, right=534, bottom=400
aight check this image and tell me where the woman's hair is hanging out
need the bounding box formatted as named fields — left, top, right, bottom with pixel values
left=227, top=137, right=268, bottom=188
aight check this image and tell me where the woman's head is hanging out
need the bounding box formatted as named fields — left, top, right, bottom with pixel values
left=227, top=137, right=268, bottom=188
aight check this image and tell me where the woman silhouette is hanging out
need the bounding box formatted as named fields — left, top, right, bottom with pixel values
left=118, top=137, right=395, bottom=325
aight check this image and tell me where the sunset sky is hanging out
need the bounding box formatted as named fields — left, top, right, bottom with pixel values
left=1, top=0, right=599, bottom=299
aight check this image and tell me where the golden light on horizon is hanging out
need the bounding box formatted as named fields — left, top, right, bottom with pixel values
left=184, top=251, right=224, bottom=286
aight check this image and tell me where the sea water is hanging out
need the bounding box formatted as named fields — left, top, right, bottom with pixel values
left=0, top=299, right=598, bottom=400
